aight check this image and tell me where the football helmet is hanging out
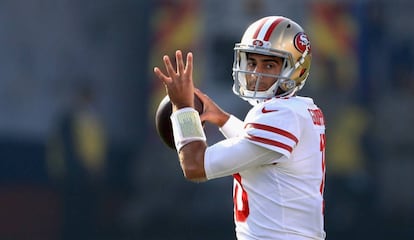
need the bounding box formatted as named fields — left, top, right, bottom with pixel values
left=232, top=16, right=312, bottom=105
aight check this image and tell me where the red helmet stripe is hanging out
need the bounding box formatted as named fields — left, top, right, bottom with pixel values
left=252, top=17, right=270, bottom=39
left=263, top=18, right=283, bottom=41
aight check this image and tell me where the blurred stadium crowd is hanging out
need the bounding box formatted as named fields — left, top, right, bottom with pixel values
left=0, top=0, right=413, bottom=239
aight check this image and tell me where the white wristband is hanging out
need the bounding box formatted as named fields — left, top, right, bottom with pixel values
left=170, top=107, right=206, bottom=151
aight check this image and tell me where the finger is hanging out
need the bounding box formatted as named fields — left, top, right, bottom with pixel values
left=163, top=55, right=178, bottom=78
left=176, top=50, right=185, bottom=76
left=154, top=67, right=172, bottom=85
left=194, top=88, right=210, bottom=102
left=198, top=108, right=211, bottom=123
left=199, top=113, right=207, bottom=123
left=185, top=52, right=193, bottom=75
left=194, top=88, right=205, bottom=101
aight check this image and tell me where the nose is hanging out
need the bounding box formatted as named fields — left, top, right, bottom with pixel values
left=250, top=71, right=257, bottom=80
left=250, top=67, right=259, bottom=79
left=247, top=72, right=260, bottom=90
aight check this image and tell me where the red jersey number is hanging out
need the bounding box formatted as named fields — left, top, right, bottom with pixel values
left=233, top=173, right=249, bottom=222
left=320, top=133, right=326, bottom=214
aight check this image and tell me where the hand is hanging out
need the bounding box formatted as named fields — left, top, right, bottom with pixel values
left=195, top=88, right=230, bottom=127
left=153, top=50, right=195, bottom=110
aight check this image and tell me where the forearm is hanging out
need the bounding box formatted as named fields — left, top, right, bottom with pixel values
left=215, top=112, right=231, bottom=128
left=178, top=141, right=208, bottom=182
left=170, top=107, right=208, bottom=182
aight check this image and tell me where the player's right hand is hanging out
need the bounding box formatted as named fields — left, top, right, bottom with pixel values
left=153, top=50, right=195, bottom=111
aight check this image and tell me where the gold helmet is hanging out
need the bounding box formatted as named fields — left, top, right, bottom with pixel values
left=232, top=16, right=311, bottom=105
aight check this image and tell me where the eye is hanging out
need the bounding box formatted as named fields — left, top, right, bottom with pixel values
left=265, top=62, right=277, bottom=69
left=247, top=61, right=256, bottom=70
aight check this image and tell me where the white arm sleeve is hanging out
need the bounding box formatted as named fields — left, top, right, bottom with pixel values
left=219, top=115, right=245, bottom=139
left=204, top=137, right=285, bottom=180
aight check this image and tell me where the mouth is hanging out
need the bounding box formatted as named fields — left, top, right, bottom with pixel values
left=247, top=83, right=269, bottom=91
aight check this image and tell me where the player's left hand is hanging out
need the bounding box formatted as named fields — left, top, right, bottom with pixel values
left=153, top=50, right=195, bottom=110
left=195, top=88, right=230, bottom=127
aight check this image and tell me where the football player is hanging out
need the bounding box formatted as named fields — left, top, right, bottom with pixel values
left=154, top=16, right=326, bottom=240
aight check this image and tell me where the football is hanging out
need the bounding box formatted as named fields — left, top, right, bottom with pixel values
left=155, top=94, right=204, bottom=149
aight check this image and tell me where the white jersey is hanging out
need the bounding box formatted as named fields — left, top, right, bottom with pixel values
left=204, top=96, right=326, bottom=240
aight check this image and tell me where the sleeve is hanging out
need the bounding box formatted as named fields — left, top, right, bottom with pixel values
left=204, top=137, right=285, bottom=180
left=219, top=115, right=244, bottom=139
left=244, top=108, right=300, bottom=158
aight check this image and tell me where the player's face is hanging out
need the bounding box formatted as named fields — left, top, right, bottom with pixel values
left=245, top=53, right=283, bottom=91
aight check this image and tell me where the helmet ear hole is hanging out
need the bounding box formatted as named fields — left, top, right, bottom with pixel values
left=279, top=79, right=296, bottom=92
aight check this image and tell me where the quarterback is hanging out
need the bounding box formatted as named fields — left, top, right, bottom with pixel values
left=154, top=16, right=326, bottom=240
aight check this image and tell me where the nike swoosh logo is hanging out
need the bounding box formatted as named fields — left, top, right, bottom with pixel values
left=262, top=107, right=279, bottom=113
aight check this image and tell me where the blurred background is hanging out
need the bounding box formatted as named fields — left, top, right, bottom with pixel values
left=0, top=0, right=413, bottom=239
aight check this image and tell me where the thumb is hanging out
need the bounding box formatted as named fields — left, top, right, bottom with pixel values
left=194, top=88, right=205, bottom=100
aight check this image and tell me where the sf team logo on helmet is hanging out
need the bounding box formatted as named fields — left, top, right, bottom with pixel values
left=252, top=39, right=272, bottom=48
left=252, top=39, right=264, bottom=46
left=294, top=32, right=311, bottom=53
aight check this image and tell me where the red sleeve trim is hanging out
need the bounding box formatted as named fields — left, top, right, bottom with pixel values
left=245, top=123, right=299, bottom=144
left=246, top=134, right=293, bottom=153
